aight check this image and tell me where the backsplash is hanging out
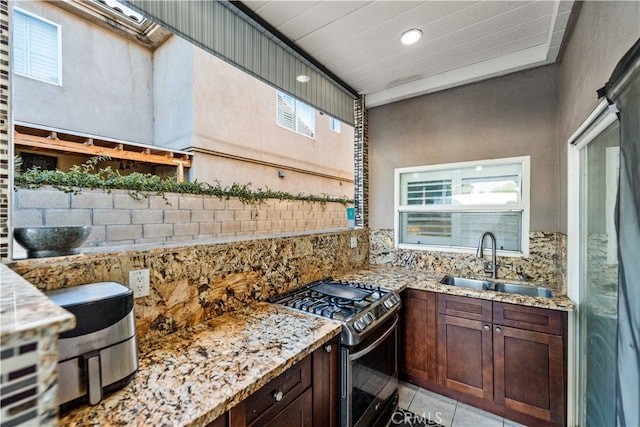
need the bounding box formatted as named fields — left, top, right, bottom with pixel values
left=8, top=229, right=368, bottom=345
left=370, top=229, right=567, bottom=296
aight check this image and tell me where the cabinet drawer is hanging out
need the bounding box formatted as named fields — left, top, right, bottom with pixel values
left=493, top=302, right=563, bottom=335
left=231, top=356, right=312, bottom=427
left=437, top=294, right=492, bottom=322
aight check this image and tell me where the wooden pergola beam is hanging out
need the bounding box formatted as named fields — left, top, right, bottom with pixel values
left=15, top=132, right=192, bottom=168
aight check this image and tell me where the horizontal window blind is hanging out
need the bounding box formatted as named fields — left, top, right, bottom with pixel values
left=13, top=10, right=59, bottom=84
left=123, top=0, right=356, bottom=125
left=277, top=92, right=295, bottom=130
left=406, top=179, right=452, bottom=205
left=277, top=91, right=315, bottom=138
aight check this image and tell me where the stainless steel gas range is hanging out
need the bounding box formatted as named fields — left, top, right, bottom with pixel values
left=269, top=278, right=401, bottom=427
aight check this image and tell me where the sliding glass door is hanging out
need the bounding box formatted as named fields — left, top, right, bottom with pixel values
left=575, top=115, right=620, bottom=427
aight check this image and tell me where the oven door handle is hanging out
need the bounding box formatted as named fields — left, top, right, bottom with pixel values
left=348, top=315, right=398, bottom=362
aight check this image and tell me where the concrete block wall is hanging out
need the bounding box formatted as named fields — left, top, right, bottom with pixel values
left=13, top=187, right=352, bottom=248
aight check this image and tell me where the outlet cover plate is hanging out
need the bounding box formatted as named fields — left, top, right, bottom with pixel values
left=350, top=237, right=358, bottom=248
left=129, top=269, right=150, bottom=298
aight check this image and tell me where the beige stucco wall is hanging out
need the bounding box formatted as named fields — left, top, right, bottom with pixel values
left=368, top=64, right=560, bottom=232
left=12, top=1, right=154, bottom=144
left=153, top=37, right=354, bottom=198
left=557, top=1, right=640, bottom=233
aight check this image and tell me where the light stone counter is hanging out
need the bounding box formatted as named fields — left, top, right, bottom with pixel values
left=338, top=265, right=576, bottom=311
left=58, top=302, right=341, bottom=427
left=0, top=264, right=75, bottom=339
left=0, top=264, right=76, bottom=426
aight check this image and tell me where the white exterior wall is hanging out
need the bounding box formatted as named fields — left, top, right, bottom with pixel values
left=12, top=1, right=154, bottom=144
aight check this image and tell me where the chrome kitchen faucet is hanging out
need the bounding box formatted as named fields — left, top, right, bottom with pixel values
left=476, top=231, right=498, bottom=279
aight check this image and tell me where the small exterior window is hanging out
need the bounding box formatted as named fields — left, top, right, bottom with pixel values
left=329, top=117, right=341, bottom=133
left=277, top=91, right=315, bottom=138
left=13, top=8, right=61, bottom=85
left=395, top=156, right=530, bottom=256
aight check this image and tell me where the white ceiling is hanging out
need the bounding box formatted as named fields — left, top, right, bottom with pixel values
left=243, top=1, right=575, bottom=107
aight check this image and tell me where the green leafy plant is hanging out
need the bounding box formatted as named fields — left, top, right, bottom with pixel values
left=14, top=156, right=352, bottom=206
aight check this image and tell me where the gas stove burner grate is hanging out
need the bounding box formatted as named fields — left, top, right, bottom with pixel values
left=269, top=277, right=401, bottom=345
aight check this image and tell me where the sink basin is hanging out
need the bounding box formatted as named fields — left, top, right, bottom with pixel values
left=440, top=276, right=493, bottom=291
left=440, top=276, right=553, bottom=298
left=493, top=283, right=554, bottom=298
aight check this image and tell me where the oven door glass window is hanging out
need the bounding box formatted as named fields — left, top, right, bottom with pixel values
left=349, top=317, right=398, bottom=426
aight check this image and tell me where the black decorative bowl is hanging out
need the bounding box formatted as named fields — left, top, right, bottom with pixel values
left=13, top=226, right=91, bottom=258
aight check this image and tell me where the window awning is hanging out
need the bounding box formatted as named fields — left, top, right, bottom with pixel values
left=14, top=123, right=192, bottom=181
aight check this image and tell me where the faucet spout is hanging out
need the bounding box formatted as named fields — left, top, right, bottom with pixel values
left=476, top=231, right=497, bottom=279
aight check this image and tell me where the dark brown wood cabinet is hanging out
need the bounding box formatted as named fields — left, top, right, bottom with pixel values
left=400, top=289, right=567, bottom=427
left=214, top=336, right=338, bottom=427
left=437, top=312, right=493, bottom=400
left=400, top=289, right=438, bottom=384
left=492, top=303, right=565, bottom=425
left=436, top=294, right=494, bottom=399
left=262, top=388, right=313, bottom=427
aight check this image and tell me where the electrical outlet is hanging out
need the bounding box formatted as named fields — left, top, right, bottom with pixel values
left=129, top=269, right=150, bottom=298
left=350, top=237, right=358, bottom=248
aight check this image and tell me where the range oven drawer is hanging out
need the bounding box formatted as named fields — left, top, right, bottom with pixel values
left=229, top=356, right=312, bottom=426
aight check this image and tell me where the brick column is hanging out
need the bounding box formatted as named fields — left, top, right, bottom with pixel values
left=353, top=95, right=368, bottom=228
left=0, top=0, right=10, bottom=261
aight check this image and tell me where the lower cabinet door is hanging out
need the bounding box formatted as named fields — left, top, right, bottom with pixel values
left=493, top=325, right=565, bottom=425
left=264, top=387, right=313, bottom=427
left=437, top=314, right=493, bottom=400
left=401, top=289, right=438, bottom=384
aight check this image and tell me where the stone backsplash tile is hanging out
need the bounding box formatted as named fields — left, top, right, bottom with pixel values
left=9, top=230, right=368, bottom=345
left=370, top=229, right=567, bottom=295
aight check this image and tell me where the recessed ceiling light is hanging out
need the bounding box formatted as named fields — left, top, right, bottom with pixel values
left=401, top=28, right=422, bottom=45
left=296, top=75, right=310, bottom=83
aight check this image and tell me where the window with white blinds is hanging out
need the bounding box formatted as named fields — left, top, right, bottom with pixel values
left=329, top=117, right=341, bottom=133
left=395, top=156, right=530, bottom=255
left=13, top=9, right=61, bottom=85
left=277, top=91, right=315, bottom=138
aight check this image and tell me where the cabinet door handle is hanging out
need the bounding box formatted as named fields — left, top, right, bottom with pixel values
left=273, top=390, right=283, bottom=402
left=324, top=344, right=332, bottom=353
left=495, top=327, right=502, bottom=334
left=483, top=325, right=490, bottom=331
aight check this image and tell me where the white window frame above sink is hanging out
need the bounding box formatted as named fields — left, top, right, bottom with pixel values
left=394, top=156, right=530, bottom=257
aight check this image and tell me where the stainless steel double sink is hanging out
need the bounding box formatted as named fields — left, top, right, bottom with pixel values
left=440, top=276, right=554, bottom=298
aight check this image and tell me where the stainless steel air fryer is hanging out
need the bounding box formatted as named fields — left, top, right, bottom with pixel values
left=46, top=282, right=138, bottom=411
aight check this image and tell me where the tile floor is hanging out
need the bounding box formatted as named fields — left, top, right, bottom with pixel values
left=398, top=381, right=528, bottom=427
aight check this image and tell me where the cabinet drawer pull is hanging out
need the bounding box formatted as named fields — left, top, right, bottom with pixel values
left=273, top=390, right=283, bottom=402
left=483, top=324, right=490, bottom=331
left=324, top=344, right=332, bottom=353
left=495, top=327, right=502, bottom=334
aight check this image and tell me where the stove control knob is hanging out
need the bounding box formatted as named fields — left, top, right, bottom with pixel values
left=362, top=315, right=371, bottom=326
left=366, top=312, right=375, bottom=323
left=353, top=319, right=365, bottom=332
left=383, top=299, right=394, bottom=309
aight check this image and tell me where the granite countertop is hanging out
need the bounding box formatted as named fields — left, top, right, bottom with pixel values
left=0, top=264, right=75, bottom=339
left=59, top=302, right=341, bottom=427
left=338, top=265, right=576, bottom=311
